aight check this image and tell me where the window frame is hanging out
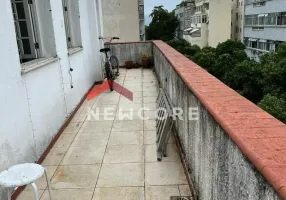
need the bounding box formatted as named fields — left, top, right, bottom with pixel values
left=11, top=0, right=40, bottom=62
left=62, top=0, right=82, bottom=49
left=62, top=0, right=72, bottom=48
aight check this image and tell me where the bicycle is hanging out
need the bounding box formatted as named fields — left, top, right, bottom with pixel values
left=99, top=37, right=120, bottom=91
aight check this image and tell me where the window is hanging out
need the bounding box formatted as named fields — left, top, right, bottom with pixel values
left=258, top=40, right=270, bottom=51
left=265, top=13, right=277, bottom=25
left=237, top=0, right=239, bottom=8
left=11, top=0, right=56, bottom=64
left=251, top=39, right=258, bottom=48
left=252, top=27, right=264, bottom=30
left=246, top=12, right=286, bottom=26
left=258, top=14, right=265, bottom=25
left=11, top=0, right=39, bottom=63
left=236, top=26, right=239, bottom=33
left=277, top=12, right=286, bottom=25
left=240, top=28, right=242, bottom=33
left=202, top=15, right=208, bottom=23
left=62, top=0, right=82, bottom=49
left=236, top=13, right=239, bottom=20
left=244, top=38, right=281, bottom=52
left=245, top=38, right=258, bottom=48
left=253, top=2, right=266, bottom=7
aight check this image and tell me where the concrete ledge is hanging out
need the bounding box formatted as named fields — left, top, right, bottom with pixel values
left=21, top=57, right=59, bottom=75
left=152, top=40, right=286, bottom=199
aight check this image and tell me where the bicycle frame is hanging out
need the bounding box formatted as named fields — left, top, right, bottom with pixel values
left=99, top=36, right=119, bottom=80
left=99, top=37, right=116, bottom=63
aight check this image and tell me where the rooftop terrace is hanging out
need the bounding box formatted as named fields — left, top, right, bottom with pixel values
left=13, top=40, right=286, bottom=200
left=16, top=68, right=192, bottom=200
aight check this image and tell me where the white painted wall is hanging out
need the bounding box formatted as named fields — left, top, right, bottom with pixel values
left=102, top=0, right=140, bottom=42
left=208, top=0, right=232, bottom=47
left=184, top=23, right=209, bottom=48
left=0, top=0, right=103, bottom=199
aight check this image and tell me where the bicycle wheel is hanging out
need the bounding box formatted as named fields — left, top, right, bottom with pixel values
left=105, top=62, right=114, bottom=91
left=110, top=55, right=119, bottom=77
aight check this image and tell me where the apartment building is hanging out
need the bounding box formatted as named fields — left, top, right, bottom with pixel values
left=244, top=0, right=286, bottom=60
left=181, top=0, right=244, bottom=48
left=175, top=2, right=187, bottom=38
left=232, top=0, right=244, bottom=41
left=102, top=0, right=145, bottom=42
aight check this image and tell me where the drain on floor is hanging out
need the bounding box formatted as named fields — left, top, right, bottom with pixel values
left=170, top=196, right=191, bottom=200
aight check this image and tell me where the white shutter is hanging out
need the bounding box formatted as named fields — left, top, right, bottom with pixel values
left=11, top=0, right=38, bottom=61
left=62, top=0, right=72, bottom=48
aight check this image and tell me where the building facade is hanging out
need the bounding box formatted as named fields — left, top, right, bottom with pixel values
left=244, top=0, right=286, bottom=60
left=0, top=0, right=103, bottom=199
left=102, top=0, right=145, bottom=42
left=181, top=0, right=244, bottom=48
left=175, top=2, right=187, bottom=38
left=232, top=0, right=244, bottom=41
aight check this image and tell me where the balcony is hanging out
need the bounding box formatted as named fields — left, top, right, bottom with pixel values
left=15, top=41, right=286, bottom=200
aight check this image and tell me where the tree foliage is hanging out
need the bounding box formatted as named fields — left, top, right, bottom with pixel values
left=146, top=6, right=179, bottom=41
left=258, top=94, right=286, bottom=123
left=167, top=38, right=286, bottom=123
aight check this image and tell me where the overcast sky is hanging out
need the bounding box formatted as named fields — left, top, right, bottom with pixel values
left=144, top=0, right=181, bottom=24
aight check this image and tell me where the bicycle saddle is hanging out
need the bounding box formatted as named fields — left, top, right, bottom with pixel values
left=100, top=48, right=111, bottom=53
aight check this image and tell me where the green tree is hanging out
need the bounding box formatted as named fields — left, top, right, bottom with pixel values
left=216, top=39, right=245, bottom=56
left=277, top=42, right=286, bottom=58
left=167, top=38, right=191, bottom=54
left=146, top=6, right=179, bottom=41
left=258, top=94, right=286, bottom=123
left=261, top=59, right=286, bottom=95
left=224, top=60, right=263, bottom=103
left=212, top=54, right=236, bottom=79
left=191, top=51, right=216, bottom=71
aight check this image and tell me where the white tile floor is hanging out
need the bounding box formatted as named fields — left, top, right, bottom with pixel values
left=17, top=68, right=192, bottom=200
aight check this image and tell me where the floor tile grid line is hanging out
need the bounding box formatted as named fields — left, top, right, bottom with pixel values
left=39, top=118, right=86, bottom=199
left=142, top=69, right=146, bottom=200
left=178, top=185, right=183, bottom=196
left=90, top=70, right=127, bottom=200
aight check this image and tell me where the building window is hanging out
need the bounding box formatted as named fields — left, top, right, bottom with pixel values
left=62, top=0, right=82, bottom=49
left=11, top=0, right=39, bottom=63
left=258, top=14, right=265, bottom=25
left=246, top=12, right=286, bottom=26
left=277, top=12, right=286, bottom=25
left=253, top=1, right=266, bottom=7
left=244, top=38, right=282, bottom=52
left=236, top=26, right=239, bottom=33
left=236, top=13, right=239, bottom=20
left=258, top=40, right=270, bottom=51
left=202, top=15, right=208, bottom=23
left=240, top=28, right=242, bottom=33
left=11, top=0, right=57, bottom=64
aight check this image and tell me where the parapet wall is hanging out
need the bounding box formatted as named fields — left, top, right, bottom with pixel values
left=153, top=40, right=285, bottom=200
left=108, top=40, right=286, bottom=200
